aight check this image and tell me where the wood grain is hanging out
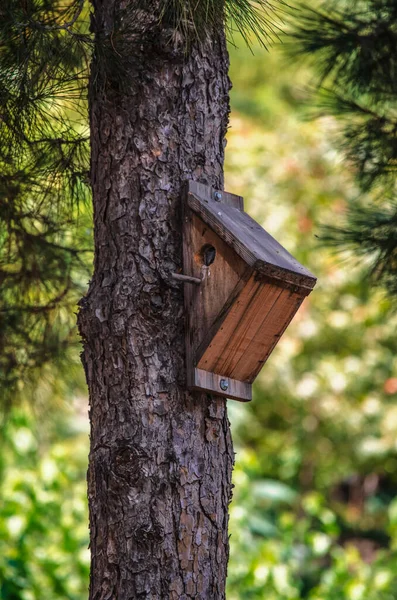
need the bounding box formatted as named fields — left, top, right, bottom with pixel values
left=188, top=180, right=244, bottom=211
left=189, top=368, right=252, bottom=402
left=183, top=181, right=316, bottom=398
left=197, top=278, right=306, bottom=383
left=183, top=209, right=248, bottom=391
left=209, top=283, right=284, bottom=377
left=230, top=288, right=304, bottom=382
left=187, top=189, right=316, bottom=291
left=196, top=274, right=262, bottom=370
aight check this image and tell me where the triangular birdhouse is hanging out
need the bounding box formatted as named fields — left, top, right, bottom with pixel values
left=180, top=181, right=316, bottom=402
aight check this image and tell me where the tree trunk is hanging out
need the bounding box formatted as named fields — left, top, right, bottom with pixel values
left=78, top=2, right=234, bottom=598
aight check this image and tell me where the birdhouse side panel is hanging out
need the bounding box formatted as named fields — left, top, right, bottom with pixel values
left=196, top=275, right=273, bottom=375
left=187, top=188, right=316, bottom=289
left=183, top=210, right=249, bottom=371
left=197, top=277, right=305, bottom=383
left=204, top=281, right=284, bottom=377
left=229, top=287, right=304, bottom=382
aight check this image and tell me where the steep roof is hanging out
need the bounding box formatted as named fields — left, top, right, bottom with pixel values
left=187, top=181, right=317, bottom=291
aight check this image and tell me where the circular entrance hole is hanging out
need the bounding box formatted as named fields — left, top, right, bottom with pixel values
left=200, top=244, right=216, bottom=266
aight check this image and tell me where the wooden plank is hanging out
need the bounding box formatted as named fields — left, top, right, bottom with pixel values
left=197, top=274, right=262, bottom=373
left=187, top=188, right=316, bottom=291
left=230, top=288, right=303, bottom=382
left=198, top=280, right=307, bottom=383
left=193, top=264, right=253, bottom=365
left=188, top=180, right=244, bottom=211
left=182, top=206, right=248, bottom=389
left=188, top=368, right=252, bottom=402
left=214, top=284, right=284, bottom=376
left=184, top=212, right=247, bottom=337
left=244, top=295, right=304, bottom=383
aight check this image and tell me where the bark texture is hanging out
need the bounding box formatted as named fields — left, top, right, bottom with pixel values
left=78, top=2, right=234, bottom=598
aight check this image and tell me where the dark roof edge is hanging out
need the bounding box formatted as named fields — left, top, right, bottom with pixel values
left=187, top=189, right=316, bottom=291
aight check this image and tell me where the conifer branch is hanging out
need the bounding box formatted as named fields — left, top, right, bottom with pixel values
left=0, top=0, right=285, bottom=405
left=157, top=0, right=286, bottom=48
left=287, top=0, right=397, bottom=303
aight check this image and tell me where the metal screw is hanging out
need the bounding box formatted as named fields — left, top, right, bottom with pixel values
left=214, top=191, right=222, bottom=201
left=220, top=379, right=229, bottom=391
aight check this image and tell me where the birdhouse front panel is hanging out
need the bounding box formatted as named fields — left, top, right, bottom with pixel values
left=181, top=181, right=316, bottom=402
left=183, top=211, right=249, bottom=337
left=196, top=278, right=304, bottom=383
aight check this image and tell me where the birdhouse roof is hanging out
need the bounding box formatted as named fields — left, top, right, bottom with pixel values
left=187, top=182, right=316, bottom=291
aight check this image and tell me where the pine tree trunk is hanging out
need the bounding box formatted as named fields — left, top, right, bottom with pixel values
left=78, top=2, right=234, bottom=598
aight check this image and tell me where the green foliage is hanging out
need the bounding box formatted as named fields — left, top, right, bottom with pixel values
left=0, top=407, right=89, bottom=599
left=289, top=1, right=397, bottom=97
left=321, top=201, right=397, bottom=296
left=286, top=0, right=397, bottom=301
left=0, top=0, right=92, bottom=406
left=225, top=35, right=397, bottom=598
left=2, top=2, right=397, bottom=600
left=0, top=0, right=286, bottom=406
left=161, top=0, right=286, bottom=47
left=0, top=0, right=285, bottom=407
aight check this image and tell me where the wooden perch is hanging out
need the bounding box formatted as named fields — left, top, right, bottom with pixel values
left=172, top=273, right=202, bottom=285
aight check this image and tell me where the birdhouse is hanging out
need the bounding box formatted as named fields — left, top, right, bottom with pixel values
left=178, top=181, right=316, bottom=402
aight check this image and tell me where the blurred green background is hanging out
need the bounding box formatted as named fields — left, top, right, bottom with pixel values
left=2, top=34, right=397, bottom=600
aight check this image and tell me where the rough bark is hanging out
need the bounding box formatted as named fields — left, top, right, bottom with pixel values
left=78, top=2, right=234, bottom=598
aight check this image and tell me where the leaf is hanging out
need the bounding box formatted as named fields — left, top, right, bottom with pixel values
left=249, top=513, right=279, bottom=537
left=252, top=479, right=298, bottom=504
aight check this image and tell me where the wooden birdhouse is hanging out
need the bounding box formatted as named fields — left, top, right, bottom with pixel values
left=178, top=181, right=316, bottom=402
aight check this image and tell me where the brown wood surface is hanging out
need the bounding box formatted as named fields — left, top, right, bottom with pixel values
left=183, top=209, right=249, bottom=395
left=195, top=273, right=261, bottom=366
left=197, top=276, right=306, bottom=383
left=229, top=288, right=304, bottom=382
left=189, top=368, right=252, bottom=402
left=183, top=182, right=316, bottom=398
left=204, top=282, right=283, bottom=376
left=187, top=188, right=316, bottom=290
left=188, top=180, right=244, bottom=211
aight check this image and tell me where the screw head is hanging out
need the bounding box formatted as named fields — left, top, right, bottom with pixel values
left=214, top=191, right=222, bottom=201
left=220, top=379, right=229, bottom=392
